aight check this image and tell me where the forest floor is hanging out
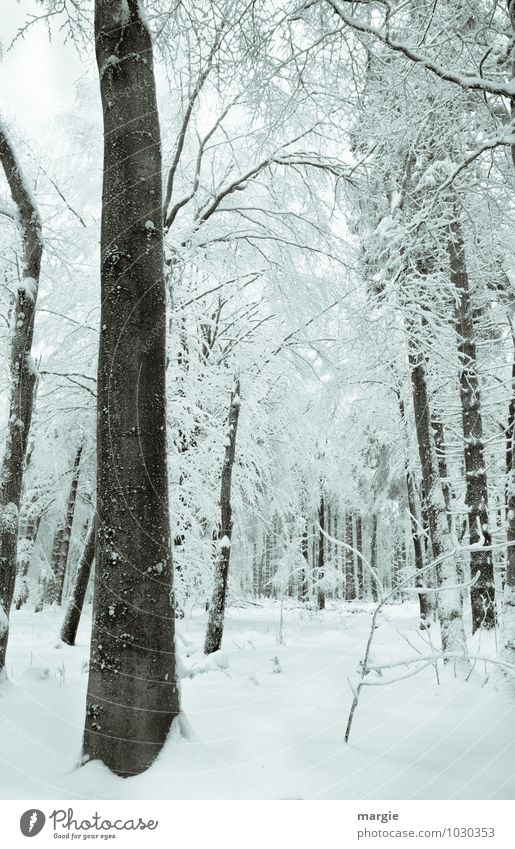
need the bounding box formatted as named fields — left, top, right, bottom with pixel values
left=0, top=600, right=514, bottom=800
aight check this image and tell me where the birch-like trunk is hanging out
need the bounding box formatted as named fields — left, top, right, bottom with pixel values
left=83, top=0, right=179, bottom=776
left=204, top=379, right=241, bottom=654
left=0, top=124, right=43, bottom=672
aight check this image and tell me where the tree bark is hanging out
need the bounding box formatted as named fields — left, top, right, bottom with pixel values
left=204, top=379, right=241, bottom=654
left=409, top=336, right=466, bottom=654
left=345, top=511, right=355, bottom=600
left=448, top=219, right=495, bottom=631
left=300, top=520, right=309, bottom=602
left=46, top=442, right=83, bottom=606
left=61, top=519, right=95, bottom=646
left=355, top=514, right=364, bottom=599
left=370, top=513, right=379, bottom=602
left=83, top=0, right=179, bottom=777
left=431, top=416, right=452, bottom=532
left=0, top=123, right=43, bottom=672
left=317, top=492, right=326, bottom=609
left=398, top=396, right=430, bottom=626
left=501, top=415, right=515, bottom=662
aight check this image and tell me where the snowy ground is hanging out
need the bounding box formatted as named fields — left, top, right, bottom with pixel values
left=0, top=600, right=514, bottom=800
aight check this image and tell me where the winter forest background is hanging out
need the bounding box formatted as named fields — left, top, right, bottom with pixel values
left=0, top=0, right=514, bottom=800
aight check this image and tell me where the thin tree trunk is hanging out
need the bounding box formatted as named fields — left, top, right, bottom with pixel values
left=506, top=333, right=515, bottom=516
left=448, top=219, right=495, bottom=631
left=409, top=337, right=466, bottom=655
left=61, top=519, right=95, bottom=646
left=355, top=515, right=364, bottom=599
left=0, top=123, right=43, bottom=672
left=317, top=492, right=326, bottom=609
left=204, top=380, right=241, bottom=654
left=370, top=513, right=379, bottom=602
left=47, top=442, right=83, bottom=606
left=398, top=396, right=430, bottom=626
left=300, top=520, right=309, bottom=602
left=345, top=511, right=355, bottom=600
left=501, top=416, right=515, bottom=661
left=83, top=0, right=179, bottom=777
left=431, top=416, right=452, bottom=532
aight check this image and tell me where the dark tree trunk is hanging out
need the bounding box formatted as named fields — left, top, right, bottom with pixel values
left=47, top=442, right=83, bottom=606
left=501, top=413, right=515, bottom=660
left=398, top=396, right=430, bottom=626
left=506, top=335, right=515, bottom=514
left=333, top=513, right=340, bottom=597
left=300, top=521, right=309, bottom=601
left=406, top=468, right=430, bottom=626
left=0, top=125, right=43, bottom=672
left=345, top=511, right=355, bottom=600
left=501, top=0, right=515, bottom=664
left=204, top=379, right=241, bottom=654
left=317, top=492, right=326, bottom=609
left=370, top=513, right=379, bottom=602
left=431, top=416, right=452, bottom=532
left=448, top=219, right=495, bottom=632
left=355, top=515, right=364, bottom=599
left=409, top=334, right=466, bottom=654
left=83, top=0, right=179, bottom=777
left=61, top=519, right=96, bottom=646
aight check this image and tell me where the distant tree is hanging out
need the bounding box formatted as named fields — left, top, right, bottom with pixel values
left=0, top=121, right=43, bottom=674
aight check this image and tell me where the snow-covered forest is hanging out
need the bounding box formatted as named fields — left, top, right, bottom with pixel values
left=0, top=0, right=514, bottom=800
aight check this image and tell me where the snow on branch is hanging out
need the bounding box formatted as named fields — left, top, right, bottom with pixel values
left=323, top=0, right=515, bottom=98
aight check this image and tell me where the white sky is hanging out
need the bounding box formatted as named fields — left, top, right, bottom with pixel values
left=2, top=1, right=86, bottom=142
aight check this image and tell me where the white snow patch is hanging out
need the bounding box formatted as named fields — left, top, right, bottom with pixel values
left=16, top=277, right=37, bottom=301
left=1, top=602, right=515, bottom=800
left=120, top=0, right=131, bottom=25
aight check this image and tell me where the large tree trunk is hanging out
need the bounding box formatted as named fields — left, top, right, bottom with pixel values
left=448, top=219, right=495, bottom=632
left=204, top=379, right=241, bottom=654
left=61, top=519, right=96, bottom=647
left=409, top=338, right=466, bottom=655
left=83, top=0, right=179, bottom=777
left=0, top=124, right=43, bottom=672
